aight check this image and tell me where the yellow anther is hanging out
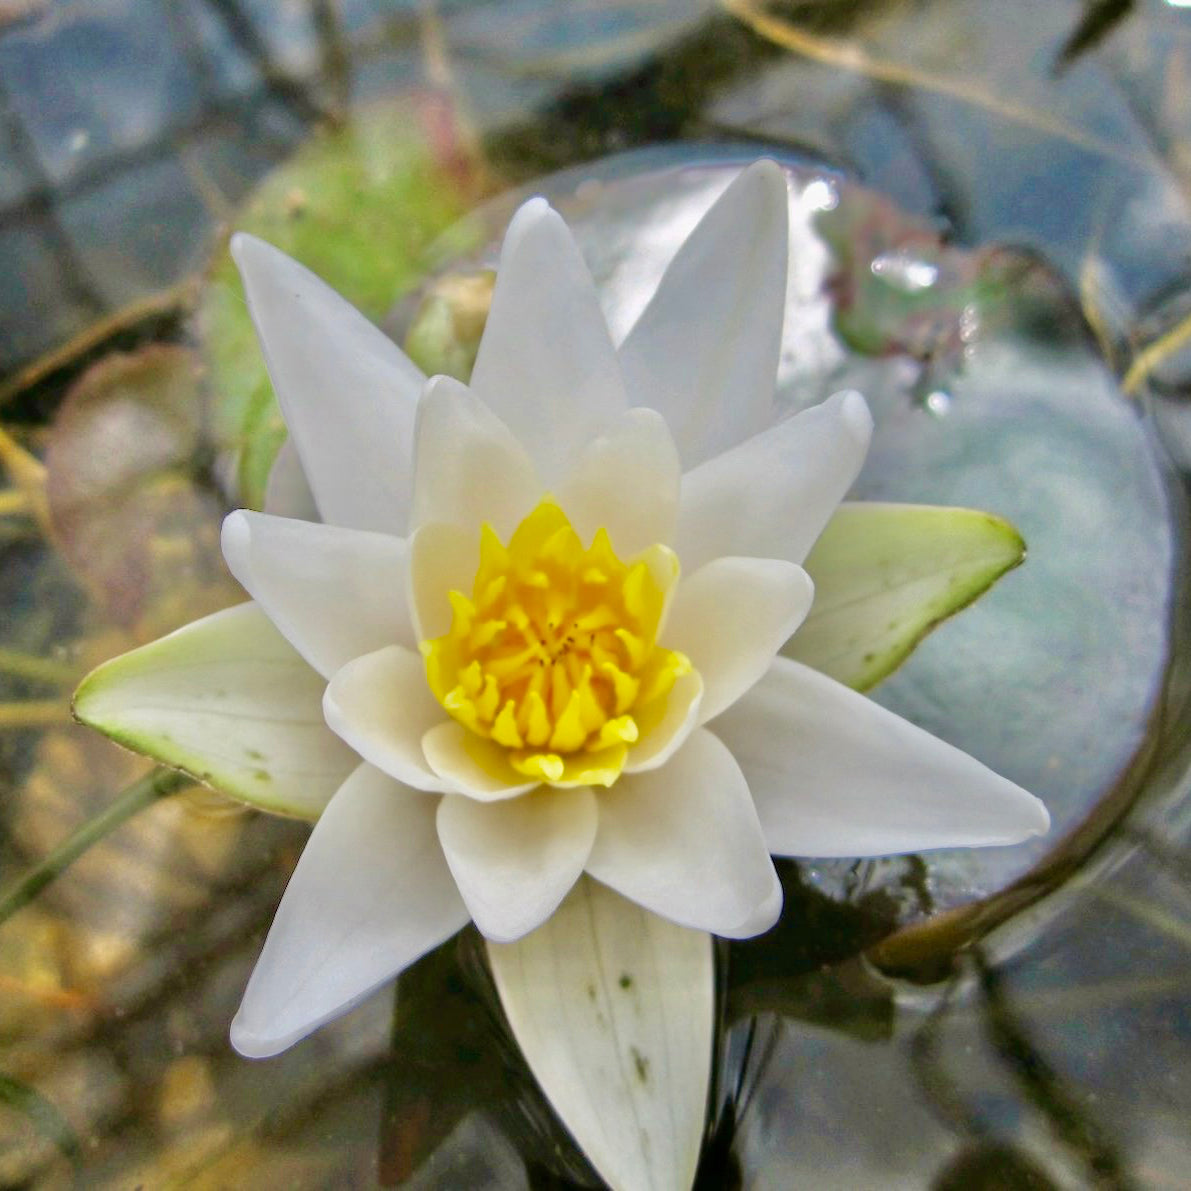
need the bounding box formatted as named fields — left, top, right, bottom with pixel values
left=512, top=751, right=565, bottom=783
left=550, top=662, right=572, bottom=720
left=420, top=499, right=688, bottom=788
left=599, top=661, right=640, bottom=715
left=468, top=618, right=506, bottom=651
left=460, top=659, right=483, bottom=697
left=623, top=562, right=649, bottom=622
left=549, top=689, right=588, bottom=752
left=576, top=667, right=606, bottom=733
left=591, top=715, right=639, bottom=750
left=519, top=689, right=552, bottom=747
left=614, top=627, right=647, bottom=669
left=637, top=648, right=692, bottom=705
left=447, top=590, right=476, bottom=634
left=475, top=673, right=500, bottom=723
left=480, top=575, right=507, bottom=608
left=492, top=700, right=524, bottom=748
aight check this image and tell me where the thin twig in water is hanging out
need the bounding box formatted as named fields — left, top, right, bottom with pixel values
left=0, top=766, right=192, bottom=927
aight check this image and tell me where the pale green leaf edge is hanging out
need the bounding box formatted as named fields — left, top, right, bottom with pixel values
left=789, top=501, right=1026, bottom=692
left=72, top=603, right=353, bottom=821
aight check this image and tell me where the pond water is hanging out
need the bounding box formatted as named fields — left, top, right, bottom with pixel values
left=1, top=1, right=1189, bottom=1187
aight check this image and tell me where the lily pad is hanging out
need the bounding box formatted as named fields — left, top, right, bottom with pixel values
left=389, top=148, right=1175, bottom=915
left=44, top=346, right=229, bottom=627
left=196, top=99, right=490, bottom=509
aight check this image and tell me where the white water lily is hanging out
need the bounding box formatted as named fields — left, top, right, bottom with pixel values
left=76, top=160, right=1048, bottom=1071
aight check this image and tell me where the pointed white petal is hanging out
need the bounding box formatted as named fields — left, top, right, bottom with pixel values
left=231, top=233, right=424, bottom=534
left=408, top=521, right=477, bottom=642
left=665, top=557, right=814, bottom=724
left=221, top=511, right=413, bottom=680
left=488, top=878, right=712, bottom=1191
left=231, top=764, right=467, bottom=1057
left=713, top=657, right=1051, bottom=857
left=675, top=390, right=873, bottom=573
left=73, top=603, right=355, bottom=819
left=322, top=644, right=450, bottom=793
left=556, top=407, right=681, bottom=556
left=420, top=720, right=540, bottom=802
left=468, top=199, right=627, bottom=483
left=588, top=729, right=781, bottom=938
left=789, top=502, right=1027, bottom=690
left=436, top=787, right=597, bottom=942
left=619, top=160, right=790, bottom=467
left=623, top=670, right=703, bottom=774
left=262, top=437, right=318, bottom=521
left=410, top=374, right=539, bottom=538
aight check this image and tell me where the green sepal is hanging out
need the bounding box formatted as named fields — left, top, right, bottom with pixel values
left=73, top=603, right=356, bottom=820
left=790, top=502, right=1026, bottom=691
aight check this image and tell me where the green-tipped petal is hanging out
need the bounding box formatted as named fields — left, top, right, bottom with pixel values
left=488, top=878, right=713, bottom=1191
left=789, top=502, right=1026, bottom=691
left=73, top=603, right=355, bottom=819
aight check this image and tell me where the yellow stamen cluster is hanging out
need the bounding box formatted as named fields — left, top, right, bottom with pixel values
left=421, top=500, right=690, bottom=787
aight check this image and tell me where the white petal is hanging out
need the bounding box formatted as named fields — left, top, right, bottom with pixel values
left=221, top=511, right=413, bottom=680
left=555, top=406, right=681, bottom=556
left=407, top=521, right=477, bottom=642
left=262, top=437, right=318, bottom=521
left=231, top=764, right=467, bottom=1058
left=468, top=199, right=627, bottom=483
left=665, top=557, right=814, bottom=724
left=420, top=720, right=540, bottom=802
left=488, top=878, right=712, bottom=1191
left=436, top=787, right=597, bottom=942
left=588, top=729, right=781, bottom=938
left=231, top=234, right=424, bottom=534
left=73, top=602, right=355, bottom=819
left=675, top=390, right=873, bottom=573
left=713, top=657, right=1051, bottom=858
left=619, top=160, right=790, bottom=467
left=323, top=645, right=449, bottom=793
left=410, top=374, right=539, bottom=538
left=623, top=670, right=703, bottom=774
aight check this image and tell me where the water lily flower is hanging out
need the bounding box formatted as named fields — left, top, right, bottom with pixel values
left=76, top=161, right=1048, bottom=1065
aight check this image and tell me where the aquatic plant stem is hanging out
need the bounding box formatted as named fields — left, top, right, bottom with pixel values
left=0, top=648, right=79, bottom=686
left=0, top=700, right=73, bottom=728
left=0, top=766, right=191, bottom=926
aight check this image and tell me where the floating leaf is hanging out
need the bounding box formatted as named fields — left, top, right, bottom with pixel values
left=790, top=502, right=1025, bottom=691
left=197, top=98, right=491, bottom=508
left=44, top=346, right=228, bottom=627
left=73, top=603, right=355, bottom=819
left=488, top=877, right=712, bottom=1191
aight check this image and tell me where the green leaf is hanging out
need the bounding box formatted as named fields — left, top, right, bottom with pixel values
left=72, top=603, right=356, bottom=820
left=487, top=878, right=713, bottom=1191
left=197, top=99, right=485, bottom=508
left=44, top=345, right=229, bottom=626
left=789, top=502, right=1026, bottom=691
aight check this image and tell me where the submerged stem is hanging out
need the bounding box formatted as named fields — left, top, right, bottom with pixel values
left=0, top=648, right=79, bottom=686
left=0, top=700, right=73, bottom=728
left=0, top=766, right=191, bottom=926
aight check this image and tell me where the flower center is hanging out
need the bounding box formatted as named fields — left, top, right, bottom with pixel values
left=420, top=500, right=690, bottom=786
